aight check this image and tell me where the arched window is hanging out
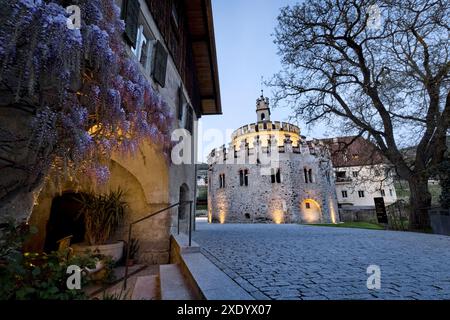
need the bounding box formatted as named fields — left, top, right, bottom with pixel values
left=219, top=174, right=225, bottom=188
left=240, top=169, right=249, bottom=186
left=261, top=113, right=266, bottom=121
left=271, top=168, right=281, bottom=184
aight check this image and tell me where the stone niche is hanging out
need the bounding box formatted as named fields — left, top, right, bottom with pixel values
left=26, top=141, right=171, bottom=265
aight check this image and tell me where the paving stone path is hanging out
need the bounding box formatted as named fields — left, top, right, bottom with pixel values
left=193, top=221, right=450, bottom=300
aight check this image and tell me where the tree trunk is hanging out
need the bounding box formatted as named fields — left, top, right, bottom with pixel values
left=408, top=174, right=432, bottom=231
left=0, top=96, right=49, bottom=223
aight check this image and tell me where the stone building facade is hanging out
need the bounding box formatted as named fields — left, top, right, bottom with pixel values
left=320, top=136, right=398, bottom=209
left=24, top=0, right=221, bottom=265
left=207, top=94, right=339, bottom=224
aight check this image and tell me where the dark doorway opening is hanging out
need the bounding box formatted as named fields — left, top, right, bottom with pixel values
left=44, top=192, right=86, bottom=252
left=178, top=184, right=190, bottom=220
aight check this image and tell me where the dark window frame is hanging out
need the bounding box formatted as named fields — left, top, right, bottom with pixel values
left=122, top=0, right=141, bottom=48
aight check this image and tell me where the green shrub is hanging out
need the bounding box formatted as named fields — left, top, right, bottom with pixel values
left=77, top=189, right=127, bottom=245
left=0, top=220, right=104, bottom=300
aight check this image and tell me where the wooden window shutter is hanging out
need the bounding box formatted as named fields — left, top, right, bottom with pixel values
left=152, top=40, right=168, bottom=87
left=122, top=0, right=140, bottom=48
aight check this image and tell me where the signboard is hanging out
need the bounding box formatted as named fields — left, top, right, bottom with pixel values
left=374, top=197, right=388, bottom=224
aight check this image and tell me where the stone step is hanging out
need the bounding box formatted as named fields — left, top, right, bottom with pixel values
left=160, top=264, right=197, bottom=300
left=131, top=275, right=160, bottom=300
left=85, top=264, right=147, bottom=298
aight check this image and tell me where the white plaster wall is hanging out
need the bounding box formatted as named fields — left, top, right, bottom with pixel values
left=335, top=164, right=398, bottom=207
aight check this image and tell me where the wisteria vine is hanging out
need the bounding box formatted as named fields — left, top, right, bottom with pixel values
left=0, top=0, right=174, bottom=186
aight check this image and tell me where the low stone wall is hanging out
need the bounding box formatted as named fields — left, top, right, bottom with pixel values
left=338, top=208, right=378, bottom=223
left=429, top=207, right=450, bottom=236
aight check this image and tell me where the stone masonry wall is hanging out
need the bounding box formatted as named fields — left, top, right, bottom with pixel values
left=208, top=138, right=339, bottom=224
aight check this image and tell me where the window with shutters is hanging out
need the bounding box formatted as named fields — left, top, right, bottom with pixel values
left=139, top=36, right=149, bottom=66
left=152, top=40, right=168, bottom=87
left=132, top=25, right=149, bottom=64
left=122, top=0, right=140, bottom=48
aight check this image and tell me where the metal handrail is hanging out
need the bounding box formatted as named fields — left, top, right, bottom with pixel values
left=123, top=200, right=193, bottom=290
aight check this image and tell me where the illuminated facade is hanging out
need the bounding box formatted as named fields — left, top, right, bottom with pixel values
left=207, top=94, right=339, bottom=224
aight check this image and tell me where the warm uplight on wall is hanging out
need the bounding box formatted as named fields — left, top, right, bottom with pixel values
left=208, top=210, right=212, bottom=223
left=329, top=198, right=337, bottom=224
left=301, top=198, right=321, bottom=223
left=272, top=209, right=284, bottom=224
left=219, top=210, right=226, bottom=224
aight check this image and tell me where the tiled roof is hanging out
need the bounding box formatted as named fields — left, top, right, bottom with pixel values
left=320, top=136, right=387, bottom=168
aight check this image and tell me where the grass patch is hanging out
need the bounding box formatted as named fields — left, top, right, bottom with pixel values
left=307, top=221, right=385, bottom=230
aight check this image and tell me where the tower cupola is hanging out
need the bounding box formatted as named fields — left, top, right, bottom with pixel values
left=256, top=91, right=271, bottom=122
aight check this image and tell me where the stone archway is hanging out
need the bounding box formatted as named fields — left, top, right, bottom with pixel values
left=300, top=199, right=322, bottom=223
left=178, top=183, right=190, bottom=232
left=27, top=141, right=171, bottom=264
left=43, top=192, right=86, bottom=252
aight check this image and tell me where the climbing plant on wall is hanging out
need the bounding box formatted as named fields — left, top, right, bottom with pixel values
left=0, top=0, right=173, bottom=214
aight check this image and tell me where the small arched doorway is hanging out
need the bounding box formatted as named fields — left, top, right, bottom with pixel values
left=44, top=192, right=86, bottom=252
left=300, top=199, right=322, bottom=223
left=178, top=184, right=190, bottom=219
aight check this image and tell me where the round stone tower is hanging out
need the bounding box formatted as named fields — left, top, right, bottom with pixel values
left=207, top=93, right=339, bottom=224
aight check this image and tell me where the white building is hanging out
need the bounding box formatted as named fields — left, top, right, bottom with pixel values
left=321, top=137, right=398, bottom=209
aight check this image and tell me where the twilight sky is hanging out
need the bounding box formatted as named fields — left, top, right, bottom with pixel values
left=198, top=0, right=330, bottom=162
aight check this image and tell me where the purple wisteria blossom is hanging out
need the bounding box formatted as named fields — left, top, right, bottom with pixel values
left=0, top=0, right=173, bottom=187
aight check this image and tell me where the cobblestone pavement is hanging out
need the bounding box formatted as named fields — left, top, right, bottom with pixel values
left=192, top=220, right=450, bottom=300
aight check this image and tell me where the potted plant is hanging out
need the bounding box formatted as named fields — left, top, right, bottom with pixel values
left=71, top=189, right=127, bottom=262
left=126, top=238, right=140, bottom=266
